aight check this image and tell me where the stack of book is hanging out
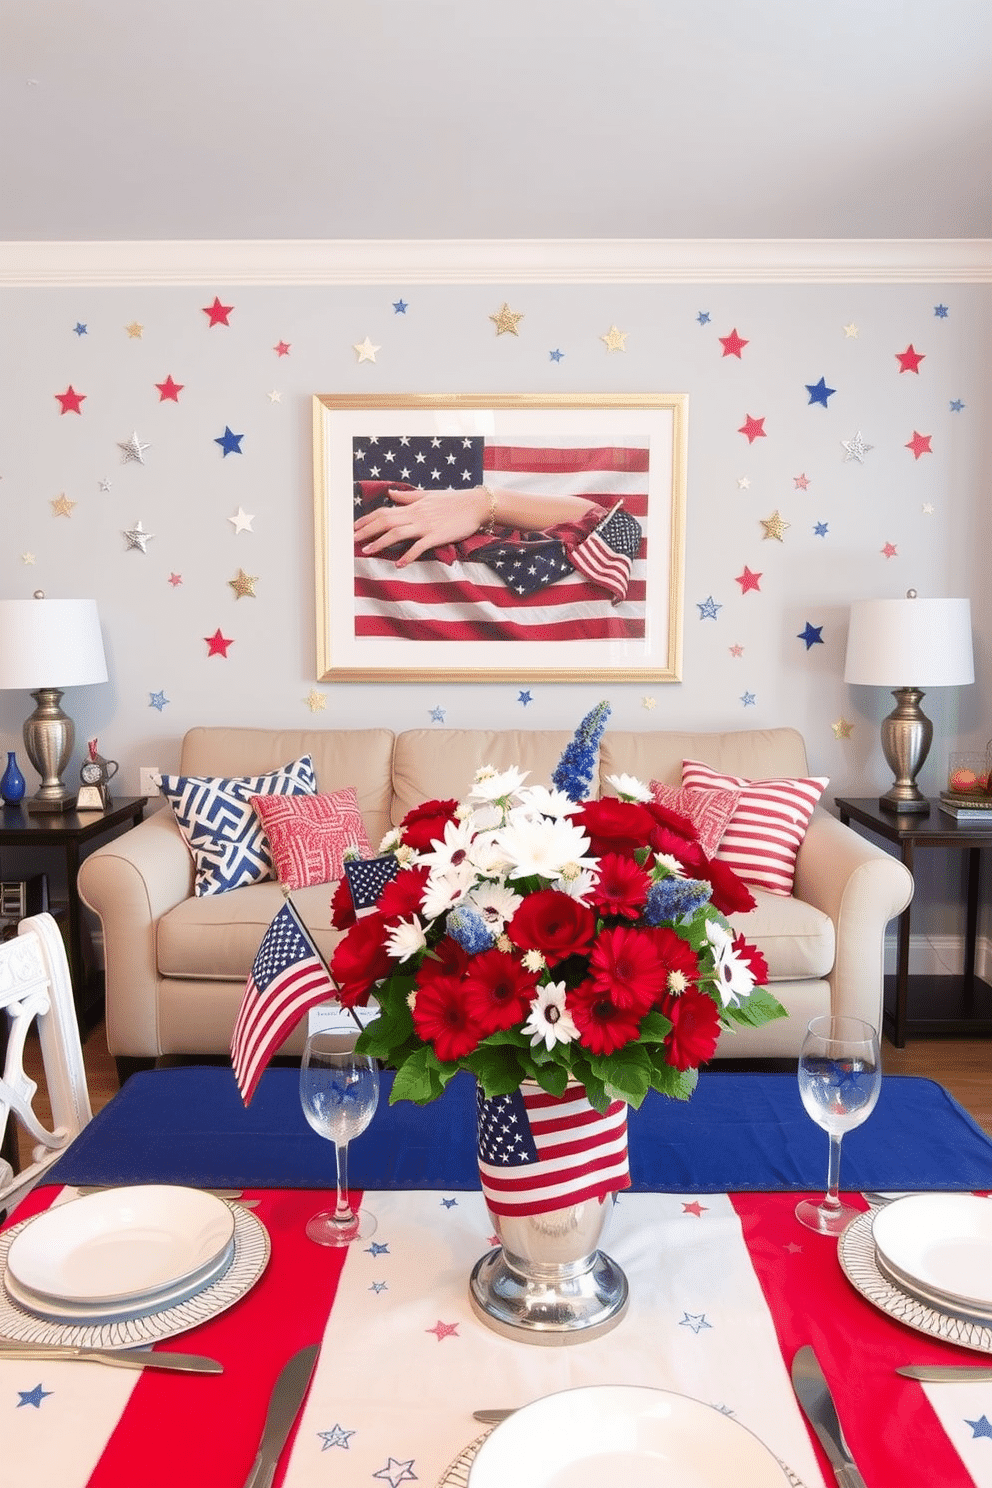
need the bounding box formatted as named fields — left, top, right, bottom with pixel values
left=938, top=791, right=992, bottom=821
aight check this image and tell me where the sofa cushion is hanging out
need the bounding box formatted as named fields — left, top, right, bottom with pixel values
left=251, top=789, right=373, bottom=890
left=158, top=881, right=342, bottom=980
left=728, top=890, right=834, bottom=982
left=681, top=758, right=828, bottom=896
left=160, top=756, right=317, bottom=897
left=649, top=781, right=740, bottom=856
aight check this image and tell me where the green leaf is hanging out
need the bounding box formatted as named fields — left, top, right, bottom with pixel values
left=532, top=1064, right=569, bottom=1099
left=466, top=1044, right=525, bottom=1099
left=724, top=987, right=788, bottom=1028
left=648, top=1062, right=699, bottom=1102
left=634, top=1010, right=673, bottom=1045
left=589, top=1045, right=652, bottom=1104
left=389, top=1047, right=446, bottom=1105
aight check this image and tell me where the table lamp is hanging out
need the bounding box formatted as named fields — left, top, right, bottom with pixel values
left=0, top=594, right=109, bottom=813
left=844, top=593, right=974, bottom=814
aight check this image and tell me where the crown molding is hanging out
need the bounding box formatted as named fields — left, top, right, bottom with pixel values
left=1, top=238, right=990, bottom=286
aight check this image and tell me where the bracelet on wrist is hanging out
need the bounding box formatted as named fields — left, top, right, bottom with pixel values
left=479, top=485, right=498, bottom=535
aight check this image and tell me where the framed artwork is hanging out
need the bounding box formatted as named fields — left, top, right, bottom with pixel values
left=312, top=392, right=687, bottom=683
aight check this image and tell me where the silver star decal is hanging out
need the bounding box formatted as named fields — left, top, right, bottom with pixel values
left=123, top=520, right=154, bottom=552
left=118, top=431, right=150, bottom=464
left=841, top=431, right=874, bottom=463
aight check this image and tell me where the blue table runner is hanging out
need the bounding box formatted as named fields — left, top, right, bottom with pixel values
left=42, top=1066, right=992, bottom=1194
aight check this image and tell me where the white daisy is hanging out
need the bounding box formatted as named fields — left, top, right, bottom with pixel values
left=468, top=764, right=529, bottom=806
left=378, top=827, right=403, bottom=854
left=416, top=816, right=477, bottom=877
left=705, top=920, right=757, bottom=1007
left=605, top=772, right=653, bottom=803
left=557, top=867, right=598, bottom=904
left=522, top=948, right=547, bottom=973
left=421, top=871, right=471, bottom=921
left=493, top=814, right=597, bottom=882
left=515, top=784, right=580, bottom=819
left=521, top=982, right=580, bottom=1051
left=466, top=881, right=522, bottom=932
left=652, top=852, right=688, bottom=879
left=385, top=916, right=427, bottom=962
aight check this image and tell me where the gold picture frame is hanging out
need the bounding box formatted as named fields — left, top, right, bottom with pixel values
left=313, top=392, right=687, bottom=683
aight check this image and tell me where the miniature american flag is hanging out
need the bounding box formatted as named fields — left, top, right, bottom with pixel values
left=476, top=1084, right=630, bottom=1218
left=344, top=855, right=400, bottom=917
left=568, top=501, right=643, bottom=603
left=231, top=898, right=336, bottom=1105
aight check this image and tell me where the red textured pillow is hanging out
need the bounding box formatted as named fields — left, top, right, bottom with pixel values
left=649, top=781, right=741, bottom=858
left=680, top=759, right=828, bottom=896
left=250, top=788, right=373, bottom=890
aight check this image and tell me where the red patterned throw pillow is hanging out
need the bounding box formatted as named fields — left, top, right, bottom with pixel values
left=250, top=789, right=373, bottom=890
left=649, top=781, right=741, bottom=858
left=680, top=759, right=828, bottom=896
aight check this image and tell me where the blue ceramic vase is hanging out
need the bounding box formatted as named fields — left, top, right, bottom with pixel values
left=0, top=751, right=26, bottom=804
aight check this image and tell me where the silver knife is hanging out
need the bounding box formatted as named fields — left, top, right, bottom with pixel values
left=0, top=1344, right=222, bottom=1374
left=898, top=1365, right=992, bottom=1382
left=791, top=1344, right=867, bottom=1488
left=242, top=1343, right=321, bottom=1488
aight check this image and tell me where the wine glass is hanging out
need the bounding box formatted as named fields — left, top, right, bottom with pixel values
left=300, top=1030, right=380, bottom=1246
left=795, top=1013, right=882, bottom=1235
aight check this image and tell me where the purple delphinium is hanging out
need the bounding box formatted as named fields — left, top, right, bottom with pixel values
left=551, top=700, right=612, bottom=802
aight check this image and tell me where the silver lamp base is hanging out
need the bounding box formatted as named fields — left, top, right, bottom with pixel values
left=23, top=688, right=77, bottom=814
left=878, top=687, right=932, bottom=815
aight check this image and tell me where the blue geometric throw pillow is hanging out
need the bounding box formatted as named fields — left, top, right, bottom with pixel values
left=159, top=755, right=318, bottom=896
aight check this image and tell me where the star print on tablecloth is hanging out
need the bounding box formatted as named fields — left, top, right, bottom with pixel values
left=841, top=431, right=873, bottom=463
left=729, top=644, right=744, bottom=658
left=123, top=520, right=154, bottom=551
left=518, top=690, right=533, bottom=706
left=318, top=1424, right=355, bottom=1450
left=73, top=322, right=87, bottom=335
left=832, top=718, right=854, bottom=739
left=735, top=566, right=762, bottom=594
left=17, top=1384, right=53, bottom=1408
left=353, top=336, right=381, bottom=362
left=489, top=302, right=524, bottom=336
left=798, top=622, right=823, bottom=649
left=366, top=1241, right=389, bottom=1256
left=814, top=521, right=829, bottom=537
left=600, top=324, right=627, bottom=352
left=205, top=629, right=233, bottom=657
left=118, top=431, right=150, bottom=464
left=642, top=696, right=657, bottom=709
left=370, top=1280, right=387, bottom=1293
left=373, top=1457, right=417, bottom=1486
left=549, top=348, right=565, bottom=362
left=426, top=1320, right=459, bottom=1341
left=215, top=426, right=244, bottom=457
left=679, top=1312, right=712, bottom=1334
left=440, top=1197, right=458, bottom=1208
left=760, top=511, right=789, bottom=541
left=843, top=323, right=859, bottom=337
left=738, top=414, right=766, bottom=444
left=793, top=473, right=811, bottom=489
left=429, top=706, right=446, bottom=723
left=125, top=321, right=143, bottom=338
left=51, top=493, right=76, bottom=517
left=896, top=343, right=925, bottom=373
left=934, top=304, right=949, bottom=318
left=881, top=542, right=898, bottom=559
left=203, top=296, right=234, bottom=327
left=697, top=596, right=722, bottom=620
left=784, top=1240, right=804, bottom=1254
left=719, top=328, right=748, bottom=358
left=273, top=340, right=291, bottom=356
left=55, top=385, right=86, bottom=414
left=905, top=431, right=932, bottom=459
left=149, top=691, right=169, bottom=711
left=682, top=1200, right=708, bottom=1216
left=741, top=692, right=756, bottom=707
left=805, top=377, right=835, bottom=408
left=229, top=568, right=258, bottom=599
left=392, top=299, right=408, bottom=314
left=697, top=311, right=710, bottom=325
left=966, top=1416, right=992, bottom=1439
left=155, top=375, right=183, bottom=402
left=168, top=572, right=183, bottom=586
left=306, top=690, right=326, bottom=713
left=229, top=507, right=255, bottom=533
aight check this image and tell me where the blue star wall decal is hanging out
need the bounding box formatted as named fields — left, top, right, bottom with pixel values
left=518, top=690, right=533, bottom=706
left=934, top=304, right=949, bottom=317
left=392, top=299, right=408, bottom=313
left=813, top=521, right=829, bottom=537
left=549, top=348, right=565, bottom=362
left=798, top=622, right=824, bottom=649
left=966, top=1415, right=992, bottom=1439
left=18, top=1384, right=53, bottom=1408
left=73, top=322, right=87, bottom=335
left=149, top=690, right=169, bottom=710
left=741, top=692, right=756, bottom=707
left=429, top=706, right=446, bottom=722
left=697, top=311, right=711, bottom=325
left=214, top=426, right=244, bottom=456
left=805, top=377, right=836, bottom=408
left=950, top=399, right=965, bottom=412
left=697, top=596, right=722, bottom=620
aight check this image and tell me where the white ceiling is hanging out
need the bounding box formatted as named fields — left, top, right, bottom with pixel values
left=2, top=0, right=990, bottom=243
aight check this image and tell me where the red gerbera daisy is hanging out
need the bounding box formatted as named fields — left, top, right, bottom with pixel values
left=410, top=973, right=485, bottom=1062
left=731, top=932, right=768, bottom=986
left=330, top=913, right=392, bottom=1005
left=587, top=926, right=662, bottom=1012
left=646, top=926, right=701, bottom=999
left=330, top=875, right=356, bottom=930
left=657, top=985, right=722, bottom=1070
left=573, top=798, right=657, bottom=857
left=376, top=865, right=430, bottom=919
left=589, top=851, right=651, bottom=921
left=416, top=936, right=471, bottom=983
left=568, top=981, right=644, bottom=1056
left=701, top=857, right=756, bottom=915
left=462, top=949, right=539, bottom=1035
left=649, top=825, right=708, bottom=876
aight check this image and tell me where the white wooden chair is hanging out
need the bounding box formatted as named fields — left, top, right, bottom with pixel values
left=0, top=912, right=92, bottom=1218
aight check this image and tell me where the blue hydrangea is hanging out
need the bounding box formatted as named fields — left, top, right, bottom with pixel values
left=644, top=877, right=711, bottom=925
left=551, top=700, right=612, bottom=802
left=445, top=905, right=494, bottom=955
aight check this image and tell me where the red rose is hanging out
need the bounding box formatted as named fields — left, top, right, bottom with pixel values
left=399, top=798, right=460, bottom=853
left=701, top=857, right=757, bottom=915
left=568, top=981, right=644, bottom=1056
left=657, top=986, right=722, bottom=1070
left=508, top=889, right=596, bottom=966
left=646, top=799, right=699, bottom=841
left=587, top=926, right=663, bottom=1012
left=589, top=851, right=651, bottom=921
left=330, top=915, right=392, bottom=1005
left=330, top=876, right=356, bottom=930
left=573, top=798, right=657, bottom=857
left=411, top=973, right=485, bottom=1063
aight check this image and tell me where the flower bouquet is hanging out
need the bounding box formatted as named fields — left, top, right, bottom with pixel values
left=329, top=703, right=786, bottom=1115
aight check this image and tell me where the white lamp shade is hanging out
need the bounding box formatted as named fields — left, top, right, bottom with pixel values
left=0, top=598, right=108, bottom=689
left=844, top=597, right=974, bottom=688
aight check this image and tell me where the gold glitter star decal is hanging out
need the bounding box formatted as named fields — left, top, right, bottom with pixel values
left=267, top=390, right=282, bottom=403
left=832, top=718, right=854, bottom=740
left=641, top=696, right=657, bottom=710
left=51, top=493, right=76, bottom=517
left=489, top=302, right=524, bottom=336
left=600, top=324, right=628, bottom=352
left=843, top=323, right=859, bottom=338
left=353, top=337, right=380, bottom=363
left=125, top=321, right=144, bottom=338
left=760, top=510, right=790, bottom=541
left=306, top=689, right=327, bottom=713
left=229, top=568, right=259, bottom=599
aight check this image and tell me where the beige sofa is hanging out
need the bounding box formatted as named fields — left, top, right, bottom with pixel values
left=78, top=725, right=913, bottom=1078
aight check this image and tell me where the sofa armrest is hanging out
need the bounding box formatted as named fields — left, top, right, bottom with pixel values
left=78, top=810, right=193, bottom=1057
left=792, top=810, right=914, bottom=1033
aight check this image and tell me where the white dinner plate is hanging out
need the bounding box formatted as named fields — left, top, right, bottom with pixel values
left=872, top=1194, right=992, bottom=1312
left=2, top=1237, right=235, bottom=1325
left=466, top=1386, right=787, bottom=1488
left=6, top=1186, right=236, bottom=1305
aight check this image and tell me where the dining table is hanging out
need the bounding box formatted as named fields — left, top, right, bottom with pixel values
left=5, top=1064, right=992, bottom=1488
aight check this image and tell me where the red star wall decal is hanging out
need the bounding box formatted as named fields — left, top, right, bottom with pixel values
left=155, top=375, right=184, bottom=402
left=793, top=473, right=811, bottom=490
left=273, top=341, right=291, bottom=356
left=204, top=628, right=233, bottom=656
left=905, top=431, right=933, bottom=459
left=881, top=542, right=898, bottom=558
left=738, top=414, right=766, bottom=443
left=203, top=297, right=234, bottom=327
left=719, top=328, right=749, bottom=358
left=735, top=566, right=762, bottom=593
left=896, top=344, right=925, bottom=373
left=55, top=385, right=86, bottom=414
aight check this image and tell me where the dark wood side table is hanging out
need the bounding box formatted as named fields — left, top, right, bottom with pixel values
left=835, top=796, right=992, bottom=1048
left=0, top=796, right=147, bottom=1031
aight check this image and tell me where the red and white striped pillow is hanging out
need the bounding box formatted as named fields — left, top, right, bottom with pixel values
left=680, top=759, right=828, bottom=896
